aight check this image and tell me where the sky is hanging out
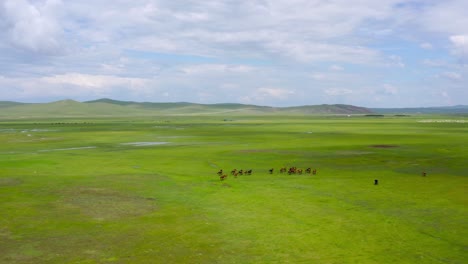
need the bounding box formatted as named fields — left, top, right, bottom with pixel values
left=0, top=0, right=467, bottom=107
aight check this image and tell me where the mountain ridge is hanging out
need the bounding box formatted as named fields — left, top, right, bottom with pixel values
left=0, top=98, right=466, bottom=118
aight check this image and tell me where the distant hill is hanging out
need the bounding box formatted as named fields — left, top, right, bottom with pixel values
left=371, top=105, right=468, bottom=114
left=283, top=104, right=371, bottom=114
left=0, top=101, right=26, bottom=108
left=0, top=99, right=372, bottom=118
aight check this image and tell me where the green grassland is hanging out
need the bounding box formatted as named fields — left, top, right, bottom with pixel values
left=0, top=115, right=467, bottom=263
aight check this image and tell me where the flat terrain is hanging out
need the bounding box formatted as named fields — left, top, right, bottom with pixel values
left=0, top=115, right=467, bottom=263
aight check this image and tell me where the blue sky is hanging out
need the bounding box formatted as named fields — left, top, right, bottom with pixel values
left=0, top=0, right=467, bottom=107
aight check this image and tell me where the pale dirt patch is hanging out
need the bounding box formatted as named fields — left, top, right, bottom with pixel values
left=62, top=187, right=157, bottom=220
left=0, top=178, right=23, bottom=187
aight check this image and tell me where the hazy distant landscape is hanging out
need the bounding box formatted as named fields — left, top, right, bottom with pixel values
left=1, top=98, right=467, bottom=118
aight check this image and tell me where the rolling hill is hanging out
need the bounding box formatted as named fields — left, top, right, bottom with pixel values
left=0, top=99, right=373, bottom=118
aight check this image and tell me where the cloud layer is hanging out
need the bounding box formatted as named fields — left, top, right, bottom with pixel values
left=1, top=0, right=467, bottom=107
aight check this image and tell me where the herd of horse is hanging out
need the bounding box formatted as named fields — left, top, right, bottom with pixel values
left=217, top=168, right=427, bottom=182
left=217, top=167, right=317, bottom=181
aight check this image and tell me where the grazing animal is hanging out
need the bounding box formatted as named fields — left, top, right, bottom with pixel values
left=422, top=172, right=426, bottom=177
left=231, top=169, right=237, bottom=175
left=297, top=169, right=303, bottom=174
left=280, top=167, right=287, bottom=173
left=312, top=169, right=317, bottom=175
left=246, top=169, right=252, bottom=175
left=220, top=174, right=228, bottom=181
left=305, top=168, right=311, bottom=174
left=217, top=169, right=223, bottom=175
left=374, top=179, right=379, bottom=185
left=288, top=167, right=297, bottom=174
left=269, top=168, right=274, bottom=174
left=238, top=169, right=244, bottom=175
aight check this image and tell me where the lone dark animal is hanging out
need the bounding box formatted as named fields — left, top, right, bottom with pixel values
left=374, top=179, right=379, bottom=185
left=422, top=172, right=426, bottom=177
left=269, top=168, right=274, bottom=174
left=217, top=169, right=223, bottom=175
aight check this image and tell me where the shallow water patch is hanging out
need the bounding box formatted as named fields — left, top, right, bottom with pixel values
left=37, top=146, right=96, bottom=152
left=120, top=142, right=168, bottom=147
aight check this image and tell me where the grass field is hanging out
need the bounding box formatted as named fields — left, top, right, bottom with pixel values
left=0, top=115, right=467, bottom=263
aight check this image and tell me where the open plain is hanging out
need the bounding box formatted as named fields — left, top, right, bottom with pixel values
left=0, top=114, right=467, bottom=263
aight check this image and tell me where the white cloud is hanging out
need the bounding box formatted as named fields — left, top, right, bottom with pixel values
left=422, top=59, right=447, bottom=68
left=449, top=35, right=468, bottom=60
left=257, top=87, right=294, bottom=98
left=324, top=88, right=353, bottom=96
left=180, top=64, right=256, bottom=75
left=388, top=55, right=405, bottom=68
left=1, top=0, right=467, bottom=107
left=311, top=73, right=327, bottom=81
left=382, top=84, right=398, bottom=95
left=329, top=65, right=344, bottom=71
left=241, top=87, right=295, bottom=105
left=439, top=71, right=462, bottom=81
left=420, top=42, right=433, bottom=50
left=0, top=73, right=154, bottom=101
left=415, top=0, right=468, bottom=36
left=42, top=73, right=149, bottom=90
left=1, top=0, right=64, bottom=54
